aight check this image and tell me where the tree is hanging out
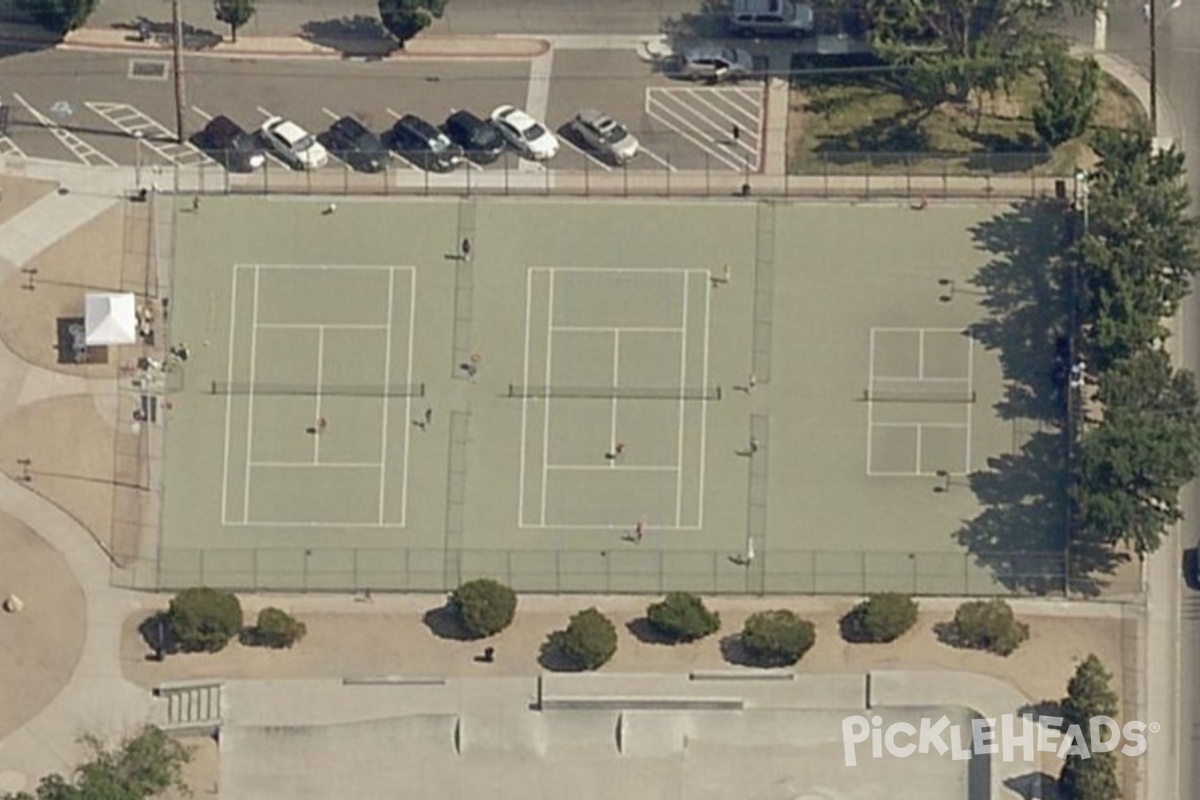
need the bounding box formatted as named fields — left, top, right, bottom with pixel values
left=166, top=587, right=243, bottom=653
left=5, top=726, right=190, bottom=800
left=1032, top=47, right=1099, bottom=147
left=740, top=610, right=816, bottom=667
left=244, top=607, right=306, bottom=648
left=549, top=608, right=618, bottom=670
left=840, top=593, right=919, bottom=643
left=946, top=599, right=1029, bottom=655
left=645, top=592, right=721, bottom=642
left=16, top=0, right=99, bottom=33
left=450, top=578, right=517, bottom=639
left=1059, top=750, right=1120, bottom=800
left=378, top=0, right=447, bottom=47
left=853, top=0, right=1098, bottom=106
left=214, top=0, right=256, bottom=43
left=1061, top=654, right=1118, bottom=732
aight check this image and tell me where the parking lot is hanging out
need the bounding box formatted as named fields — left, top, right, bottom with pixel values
left=0, top=48, right=769, bottom=174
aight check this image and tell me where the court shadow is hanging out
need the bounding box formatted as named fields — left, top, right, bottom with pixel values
left=421, top=605, right=475, bottom=641
left=968, top=199, right=1073, bottom=424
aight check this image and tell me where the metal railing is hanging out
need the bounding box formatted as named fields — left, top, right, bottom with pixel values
left=112, top=546, right=1140, bottom=597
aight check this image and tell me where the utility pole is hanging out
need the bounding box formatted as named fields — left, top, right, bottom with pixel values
left=1149, top=0, right=1158, bottom=136
left=172, top=0, right=186, bottom=144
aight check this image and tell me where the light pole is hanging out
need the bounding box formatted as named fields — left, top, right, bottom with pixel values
left=133, top=130, right=144, bottom=189
left=1074, top=170, right=1089, bottom=234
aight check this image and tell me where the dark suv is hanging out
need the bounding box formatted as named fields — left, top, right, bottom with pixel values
left=198, top=115, right=264, bottom=172
left=388, top=114, right=465, bottom=172
left=324, top=116, right=389, bottom=173
left=443, top=109, right=505, bottom=164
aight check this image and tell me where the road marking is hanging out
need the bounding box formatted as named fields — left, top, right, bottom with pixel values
left=560, top=136, right=612, bottom=172
left=256, top=106, right=275, bottom=119
left=321, top=107, right=340, bottom=121
left=190, top=105, right=213, bottom=121
left=385, top=108, right=402, bottom=120
left=86, top=101, right=213, bottom=167
left=645, top=86, right=764, bottom=171
left=0, top=134, right=25, bottom=159
left=12, top=93, right=116, bottom=167
left=638, top=145, right=675, bottom=171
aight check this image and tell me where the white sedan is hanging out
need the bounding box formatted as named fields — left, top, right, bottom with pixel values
left=490, top=105, right=558, bottom=160
left=259, top=116, right=329, bottom=170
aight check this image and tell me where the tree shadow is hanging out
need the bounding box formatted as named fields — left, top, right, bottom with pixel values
left=659, top=0, right=732, bottom=41
left=718, top=633, right=756, bottom=667
left=837, top=606, right=875, bottom=644
left=932, top=620, right=968, bottom=649
left=537, top=632, right=587, bottom=672
left=1005, top=772, right=1059, bottom=800
left=810, top=105, right=935, bottom=163
left=421, top=605, right=475, bottom=641
left=300, top=16, right=397, bottom=58
left=117, top=17, right=222, bottom=50
left=137, top=611, right=178, bottom=657
left=625, top=617, right=677, bottom=645
left=1017, top=699, right=1065, bottom=724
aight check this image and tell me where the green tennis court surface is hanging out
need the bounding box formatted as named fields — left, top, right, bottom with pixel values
left=153, top=197, right=1063, bottom=595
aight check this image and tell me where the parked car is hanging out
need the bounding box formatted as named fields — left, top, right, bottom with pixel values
left=387, top=114, right=465, bottom=172
left=260, top=116, right=329, bottom=170
left=570, top=109, right=640, bottom=164
left=490, top=105, right=559, bottom=160
left=671, top=46, right=754, bottom=83
left=198, top=115, right=264, bottom=172
left=729, top=0, right=814, bottom=36
left=324, top=116, right=389, bottom=173
left=443, top=109, right=505, bottom=164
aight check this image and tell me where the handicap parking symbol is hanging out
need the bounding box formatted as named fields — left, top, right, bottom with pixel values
left=50, top=100, right=73, bottom=119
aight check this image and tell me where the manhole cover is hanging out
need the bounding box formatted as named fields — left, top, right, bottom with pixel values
left=128, top=59, right=169, bottom=80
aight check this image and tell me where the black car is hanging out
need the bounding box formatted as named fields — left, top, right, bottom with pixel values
left=324, top=116, right=389, bottom=173
left=443, top=109, right=505, bottom=164
left=198, top=115, right=264, bottom=172
left=387, top=114, right=465, bottom=172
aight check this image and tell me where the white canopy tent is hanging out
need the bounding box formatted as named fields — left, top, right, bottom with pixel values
left=84, top=292, right=138, bottom=346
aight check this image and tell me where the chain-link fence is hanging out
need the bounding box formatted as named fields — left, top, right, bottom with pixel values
left=157, top=154, right=1069, bottom=202
left=111, top=546, right=1141, bottom=597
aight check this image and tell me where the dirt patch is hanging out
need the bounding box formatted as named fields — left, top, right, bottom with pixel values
left=0, top=508, right=86, bottom=740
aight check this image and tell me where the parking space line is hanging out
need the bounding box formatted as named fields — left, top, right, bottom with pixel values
left=87, top=101, right=214, bottom=168
left=321, top=107, right=340, bottom=121
left=385, top=108, right=401, bottom=120
left=681, top=88, right=760, bottom=136
left=0, top=136, right=25, bottom=158
left=255, top=106, right=275, bottom=119
left=638, top=146, right=675, bottom=171
left=645, top=92, right=743, bottom=172
left=190, top=105, right=213, bottom=121
left=12, top=93, right=117, bottom=167
left=560, top=137, right=612, bottom=172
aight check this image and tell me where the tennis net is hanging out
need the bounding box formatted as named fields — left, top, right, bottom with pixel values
left=863, top=388, right=976, bottom=403
left=211, top=381, right=426, bottom=398
left=509, top=385, right=722, bottom=400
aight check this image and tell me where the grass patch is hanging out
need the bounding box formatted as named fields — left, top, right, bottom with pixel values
left=788, top=56, right=1148, bottom=176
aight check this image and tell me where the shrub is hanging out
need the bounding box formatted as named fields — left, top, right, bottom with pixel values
left=245, top=607, right=307, bottom=649
left=645, top=592, right=721, bottom=642
left=551, top=607, right=618, bottom=670
left=949, top=599, right=1030, bottom=656
left=1059, top=750, right=1120, bottom=800
left=1061, top=654, right=1118, bottom=731
left=740, top=609, right=816, bottom=667
left=166, top=587, right=243, bottom=653
left=450, top=578, right=517, bottom=639
left=840, top=593, right=919, bottom=643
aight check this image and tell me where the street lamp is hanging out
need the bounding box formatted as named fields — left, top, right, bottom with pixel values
left=1074, top=170, right=1089, bottom=233
left=133, top=130, right=144, bottom=190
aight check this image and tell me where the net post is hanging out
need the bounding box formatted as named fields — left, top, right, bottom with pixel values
left=508, top=384, right=515, bottom=398
left=210, top=380, right=217, bottom=395
left=715, top=386, right=722, bottom=401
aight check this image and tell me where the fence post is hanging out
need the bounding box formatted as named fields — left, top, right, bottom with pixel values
left=704, top=152, right=710, bottom=197
left=658, top=550, right=664, bottom=593
left=860, top=551, right=866, bottom=594
left=555, top=549, right=561, bottom=593
left=253, top=548, right=258, bottom=592
left=199, top=549, right=206, bottom=586
left=666, top=153, right=672, bottom=197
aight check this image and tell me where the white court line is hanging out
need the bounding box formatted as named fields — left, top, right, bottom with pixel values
left=645, top=93, right=743, bottom=172
left=523, top=522, right=702, bottom=531
left=232, top=520, right=395, bottom=528
left=866, top=329, right=876, bottom=475
left=548, top=464, right=679, bottom=472
left=313, top=326, right=326, bottom=463
left=551, top=325, right=682, bottom=334
left=250, top=461, right=383, bottom=468
left=400, top=267, right=416, bottom=527
left=560, top=136, right=613, bottom=172
left=697, top=271, right=712, bottom=528
left=609, top=330, right=620, bottom=467
left=254, top=263, right=399, bottom=271
left=539, top=270, right=556, bottom=524
left=220, top=267, right=240, bottom=524
left=965, top=336, right=975, bottom=473
left=190, top=105, right=213, bottom=121
left=918, top=329, right=925, bottom=380
left=638, top=146, right=676, bottom=171
left=674, top=271, right=690, bottom=527
left=517, top=268, right=535, bottom=527
left=530, top=266, right=709, bottom=275
left=257, top=322, right=388, bottom=330
left=241, top=266, right=262, bottom=523
left=376, top=268, right=396, bottom=527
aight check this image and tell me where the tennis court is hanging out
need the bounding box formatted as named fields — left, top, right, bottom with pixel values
left=218, top=264, right=417, bottom=527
